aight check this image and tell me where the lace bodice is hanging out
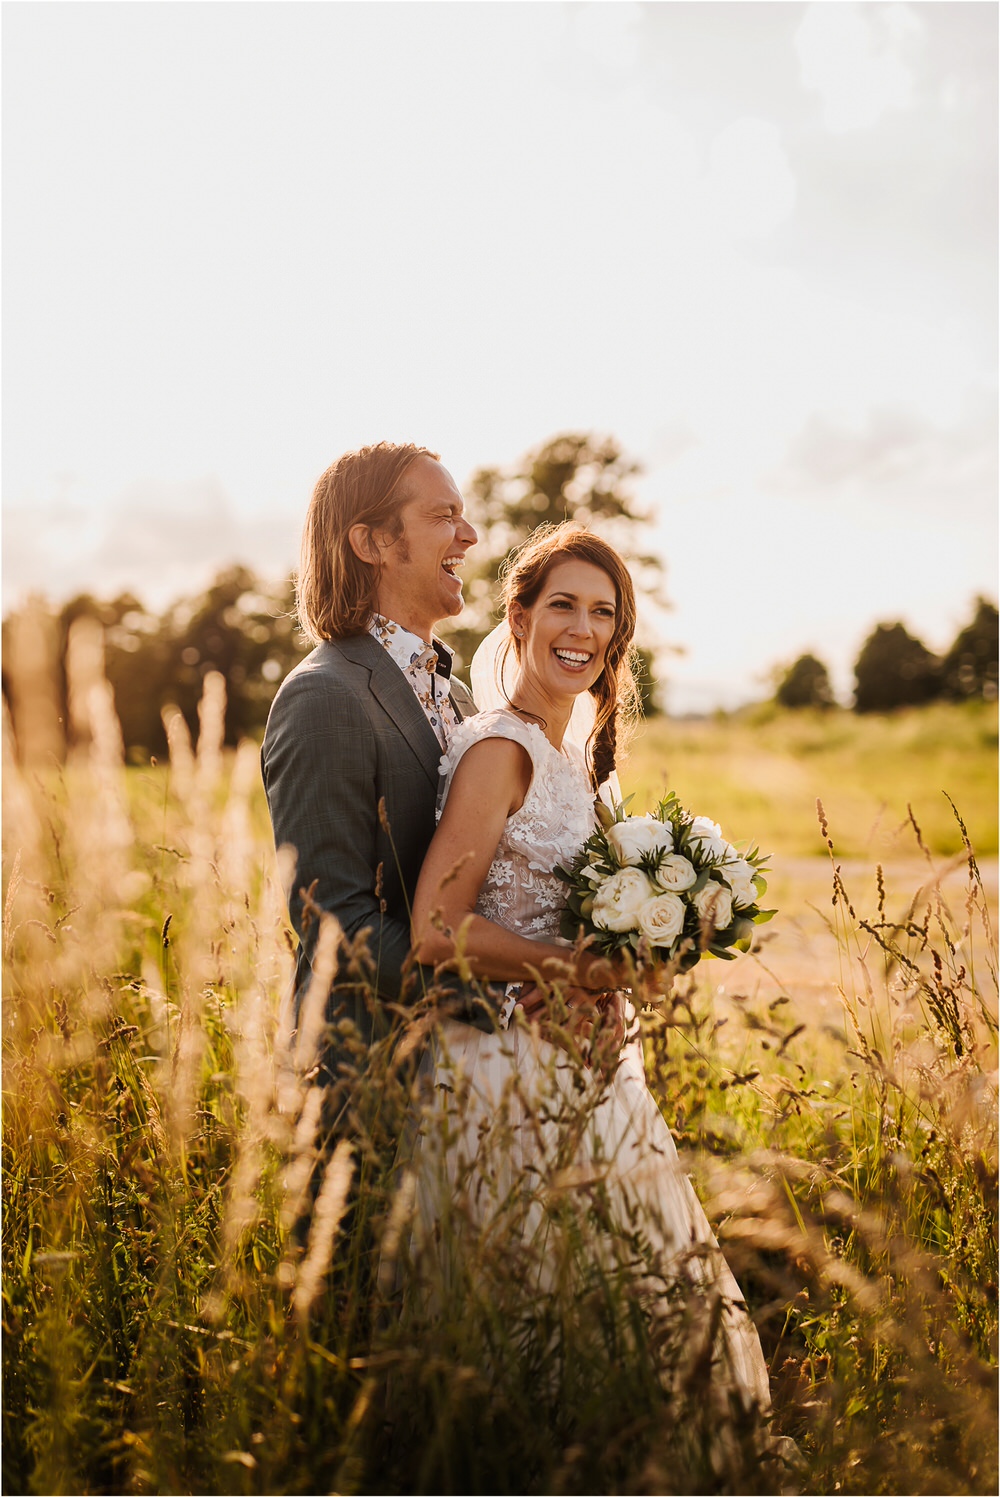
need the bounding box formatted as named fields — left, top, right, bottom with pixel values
left=438, top=708, right=598, bottom=940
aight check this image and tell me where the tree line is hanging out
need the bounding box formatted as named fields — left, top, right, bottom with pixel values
left=2, top=435, right=662, bottom=761
left=775, top=600, right=998, bottom=711
left=3, top=430, right=996, bottom=761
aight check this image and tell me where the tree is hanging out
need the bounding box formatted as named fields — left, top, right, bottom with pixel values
left=940, top=597, right=998, bottom=702
left=163, top=566, right=308, bottom=747
left=853, top=622, right=941, bottom=713
left=54, top=568, right=310, bottom=759
left=775, top=653, right=835, bottom=710
left=59, top=591, right=170, bottom=757
left=7, top=433, right=668, bottom=757
left=439, top=432, right=665, bottom=712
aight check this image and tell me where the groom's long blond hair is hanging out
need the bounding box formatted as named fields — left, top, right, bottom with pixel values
left=297, top=442, right=439, bottom=643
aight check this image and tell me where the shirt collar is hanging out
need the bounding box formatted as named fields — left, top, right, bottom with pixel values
left=370, top=615, right=453, bottom=680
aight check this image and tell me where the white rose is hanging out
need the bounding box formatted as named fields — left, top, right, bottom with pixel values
left=691, top=879, right=734, bottom=932
left=686, top=815, right=728, bottom=862
left=722, top=857, right=758, bottom=909
left=591, top=868, right=657, bottom=933
left=606, top=816, right=673, bottom=866
left=636, top=892, right=687, bottom=945
left=653, top=854, right=697, bottom=893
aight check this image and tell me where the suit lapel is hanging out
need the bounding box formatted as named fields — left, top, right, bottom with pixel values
left=334, top=634, right=444, bottom=788
left=449, top=678, right=477, bottom=722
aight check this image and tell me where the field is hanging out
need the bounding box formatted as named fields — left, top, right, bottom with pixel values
left=626, top=702, right=998, bottom=860
left=626, top=702, right=999, bottom=1023
left=3, top=682, right=997, bottom=1496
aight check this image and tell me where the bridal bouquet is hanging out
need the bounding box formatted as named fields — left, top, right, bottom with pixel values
left=555, top=793, right=774, bottom=971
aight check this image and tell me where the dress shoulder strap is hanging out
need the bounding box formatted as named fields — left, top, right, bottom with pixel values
left=440, top=708, right=549, bottom=776
left=438, top=708, right=550, bottom=811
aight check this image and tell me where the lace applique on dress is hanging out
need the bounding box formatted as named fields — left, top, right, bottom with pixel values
left=438, top=708, right=597, bottom=942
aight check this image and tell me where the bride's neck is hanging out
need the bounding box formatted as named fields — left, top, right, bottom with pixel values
left=508, top=680, right=574, bottom=751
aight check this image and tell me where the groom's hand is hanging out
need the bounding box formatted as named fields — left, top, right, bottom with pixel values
left=512, top=981, right=546, bottom=1021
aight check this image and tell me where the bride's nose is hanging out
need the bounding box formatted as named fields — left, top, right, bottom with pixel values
left=569, top=608, right=593, bottom=637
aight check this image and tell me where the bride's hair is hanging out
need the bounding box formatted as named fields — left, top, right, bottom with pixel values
left=298, top=442, right=440, bottom=643
left=500, top=523, right=641, bottom=791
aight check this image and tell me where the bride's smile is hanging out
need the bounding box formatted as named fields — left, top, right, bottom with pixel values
left=508, top=557, right=618, bottom=735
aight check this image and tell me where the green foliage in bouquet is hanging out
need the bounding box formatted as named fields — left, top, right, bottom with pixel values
left=555, top=792, right=776, bottom=968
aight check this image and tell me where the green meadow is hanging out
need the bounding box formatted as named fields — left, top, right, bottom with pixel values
left=3, top=692, right=997, bottom=1495
left=626, top=701, right=998, bottom=860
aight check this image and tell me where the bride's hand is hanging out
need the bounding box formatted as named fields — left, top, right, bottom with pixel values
left=515, top=981, right=600, bottom=1025
left=575, top=948, right=632, bottom=993
left=592, top=988, right=628, bottom=1064
left=564, top=987, right=627, bottom=1077
left=515, top=984, right=627, bottom=1074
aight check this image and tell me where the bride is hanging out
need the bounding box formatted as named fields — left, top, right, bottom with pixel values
left=407, top=523, right=780, bottom=1464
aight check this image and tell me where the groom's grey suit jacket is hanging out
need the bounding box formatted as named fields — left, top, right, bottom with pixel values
left=261, top=633, right=497, bottom=1057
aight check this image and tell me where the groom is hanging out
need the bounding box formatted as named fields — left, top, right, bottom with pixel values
left=261, top=441, right=501, bottom=1072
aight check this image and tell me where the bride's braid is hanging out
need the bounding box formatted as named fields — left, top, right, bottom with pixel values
left=500, top=524, right=641, bottom=792
left=591, top=701, right=619, bottom=793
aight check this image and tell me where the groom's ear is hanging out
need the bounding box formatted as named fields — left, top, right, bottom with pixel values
left=348, top=524, right=380, bottom=566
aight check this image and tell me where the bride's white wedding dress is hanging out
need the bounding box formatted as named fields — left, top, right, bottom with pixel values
left=407, top=707, right=773, bottom=1421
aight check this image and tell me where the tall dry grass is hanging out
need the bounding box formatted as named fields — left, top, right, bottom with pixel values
left=2, top=621, right=996, bottom=1495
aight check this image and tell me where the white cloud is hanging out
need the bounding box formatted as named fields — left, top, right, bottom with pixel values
left=770, top=397, right=998, bottom=520
left=3, top=478, right=297, bottom=612
left=572, top=2, right=643, bottom=74
left=795, top=2, right=925, bottom=133
left=703, top=117, right=796, bottom=241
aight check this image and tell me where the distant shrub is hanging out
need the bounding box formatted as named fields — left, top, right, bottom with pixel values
left=854, top=622, right=941, bottom=713
left=941, top=597, right=998, bottom=703
left=775, top=653, right=836, bottom=710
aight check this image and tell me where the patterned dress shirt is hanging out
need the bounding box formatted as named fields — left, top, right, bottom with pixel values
left=369, top=615, right=461, bottom=750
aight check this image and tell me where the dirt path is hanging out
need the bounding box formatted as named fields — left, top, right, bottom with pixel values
left=698, top=855, right=998, bottom=1021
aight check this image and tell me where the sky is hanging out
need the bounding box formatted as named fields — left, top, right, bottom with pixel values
left=4, top=1, right=997, bottom=713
